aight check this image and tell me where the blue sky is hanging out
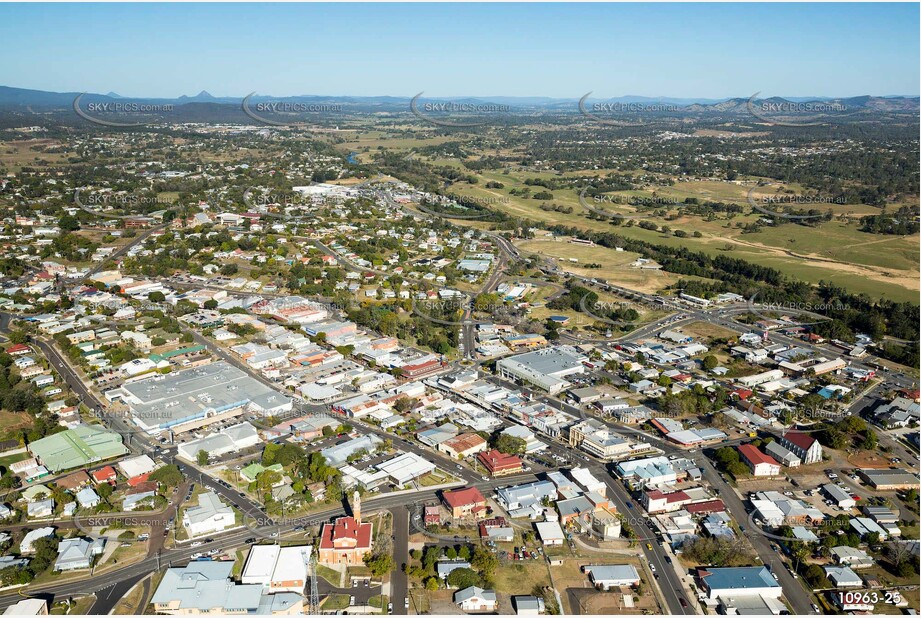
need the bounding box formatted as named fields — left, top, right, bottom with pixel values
left=1, top=3, right=917, bottom=98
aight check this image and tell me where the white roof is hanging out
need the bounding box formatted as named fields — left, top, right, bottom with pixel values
left=535, top=520, right=565, bottom=541
left=118, top=454, right=156, bottom=478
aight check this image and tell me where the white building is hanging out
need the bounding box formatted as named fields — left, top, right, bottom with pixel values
left=241, top=545, right=311, bottom=593
left=182, top=491, right=235, bottom=537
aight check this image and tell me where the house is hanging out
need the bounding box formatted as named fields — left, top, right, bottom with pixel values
left=512, top=596, right=545, bottom=616
left=534, top=520, right=565, bottom=546
left=777, top=430, right=822, bottom=465
left=830, top=546, right=874, bottom=569
left=824, top=566, right=863, bottom=588
left=20, top=527, right=55, bottom=553
left=2, top=599, right=48, bottom=615
left=583, top=565, right=641, bottom=590
left=54, top=537, right=105, bottom=571
left=182, top=491, right=235, bottom=537
left=27, top=499, right=54, bottom=519
left=454, top=586, right=497, bottom=612
left=437, top=559, right=472, bottom=580
left=75, top=487, right=101, bottom=508
left=442, top=487, right=488, bottom=519
left=738, top=444, right=781, bottom=477
left=91, top=466, right=117, bottom=485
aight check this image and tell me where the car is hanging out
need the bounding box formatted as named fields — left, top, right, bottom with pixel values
left=646, top=543, right=653, bottom=550
left=678, top=597, right=688, bottom=608
left=244, top=538, right=256, bottom=544
left=388, top=603, right=393, bottom=612
left=482, top=476, right=489, bottom=481
left=650, top=564, right=656, bottom=572
left=349, top=596, right=355, bottom=606
left=456, top=464, right=463, bottom=470
left=811, top=604, right=820, bottom=613
left=404, top=598, right=409, bottom=609
left=190, top=541, right=203, bottom=548
left=772, top=572, right=779, bottom=581
left=269, top=531, right=278, bottom=538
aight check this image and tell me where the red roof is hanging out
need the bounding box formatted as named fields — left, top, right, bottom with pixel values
left=127, top=473, right=151, bottom=487
left=476, top=449, right=522, bottom=474
left=127, top=480, right=158, bottom=495
left=685, top=499, right=726, bottom=514
left=782, top=430, right=816, bottom=451
left=318, top=516, right=372, bottom=550
left=91, top=466, right=117, bottom=482
left=442, top=486, right=486, bottom=509
left=5, top=344, right=29, bottom=354
left=738, top=444, right=779, bottom=467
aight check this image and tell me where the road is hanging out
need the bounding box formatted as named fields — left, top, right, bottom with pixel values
left=389, top=506, right=409, bottom=615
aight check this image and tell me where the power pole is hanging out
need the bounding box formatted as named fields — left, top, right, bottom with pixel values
left=308, top=548, right=320, bottom=614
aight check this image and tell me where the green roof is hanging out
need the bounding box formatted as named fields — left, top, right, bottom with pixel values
left=149, top=345, right=206, bottom=362
left=240, top=462, right=283, bottom=481
left=29, top=425, right=128, bottom=473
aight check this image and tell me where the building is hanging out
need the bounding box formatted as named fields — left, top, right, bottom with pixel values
left=437, top=559, right=472, bottom=580
left=534, top=521, right=565, bottom=546
left=764, top=441, right=800, bottom=467
left=20, top=527, right=55, bottom=553
left=738, top=444, right=781, bottom=477
left=512, top=596, right=545, bottom=616
left=583, top=565, right=641, bottom=590
left=28, top=425, right=128, bottom=473
left=177, top=422, right=261, bottom=461
left=442, top=487, right=488, bottom=519
left=822, top=484, right=857, bottom=509
left=53, top=537, right=105, bottom=571
left=439, top=433, right=488, bottom=459
left=824, top=566, right=862, bottom=588
left=117, top=454, right=156, bottom=479
left=318, top=494, right=372, bottom=566
left=496, top=347, right=585, bottom=395
left=120, top=362, right=293, bottom=435
left=696, top=566, right=783, bottom=600
left=830, top=546, right=874, bottom=569
left=496, top=481, right=557, bottom=519
left=568, top=419, right=632, bottom=460
left=241, top=545, right=312, bottom=593
left=150, top=561, right=304, bottom=615
left=2, top=599, right=48, bottom=615
left=777, top=431, right=822, bottom=465
left=858, top=468, right=918, bottom=490
left=477, top=450, right=523, bottom=476
left=454, top=586, right=497, bottom=612
left=182, top=491, right=235, bottom=537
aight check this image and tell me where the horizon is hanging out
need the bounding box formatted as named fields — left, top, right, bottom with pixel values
left=0, top=3, right=918, bottom=98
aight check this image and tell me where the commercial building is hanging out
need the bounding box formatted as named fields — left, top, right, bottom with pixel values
left=696, top=566, right=783, bottom=600
left=182, top=491, right=235, bottom=537
left=496, top=347, right=586, bottom=394
left=568, top=419, right=632, bottom=460
left=28, top=425, right=127, bottom=473
left=177, top=422, right=260, bottom=461
left=438, top=433, right=488, bottom=459
left=150, top=561, right=304, bottom=615
left=442, top=487, right=488, bottom=519
left=454, top=587, right=497, bottom=613
left=318, top=514, right=372, bottom=566
left=583, top=565, right=641, bottom=590
left=738, top=444, right=781, bottom=477
left=858, top=468, right=918, bottom=490
left=120, top=362, right=293, bottom=435
left=241, top=545, right=312, bottom=593
left=477, top=449, right=523, bottom=476
left=535, top=521, right=565, bottom=546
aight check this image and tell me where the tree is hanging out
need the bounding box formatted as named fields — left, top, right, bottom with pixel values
left=148, top=291, right=166, bottom=302
left=59, top=215, right=80, bottom=232
left=363, top=552, right=394, bottom=577
left=471, top=546, right=498, bottom=576
left=702, top=355, right=719, bottom=370
left=446, top=567, right=481, bottom=589
left=491, top=433, right=527, bottom=456
left=197, top=450, right=209, bottom=466
left=149, top=464, right=183, bottom=487
left=424, top=576, right=440, bottom=590
left=203, top=300, right=218, bottom=310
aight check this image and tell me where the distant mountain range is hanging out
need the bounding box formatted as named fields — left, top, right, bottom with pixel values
left=1, top=85, right=917, bottom=115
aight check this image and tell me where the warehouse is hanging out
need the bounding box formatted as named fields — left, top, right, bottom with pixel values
left=120, top=362, right=293, bottom=435
left=496, top=347, right=586, bottom=395
left=858, top=468, right=918, bottom=490
left=28, top=425, right=127, bottom=473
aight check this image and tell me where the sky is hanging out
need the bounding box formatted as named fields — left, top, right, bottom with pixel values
left=0, top=3, right=918, bottom=99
